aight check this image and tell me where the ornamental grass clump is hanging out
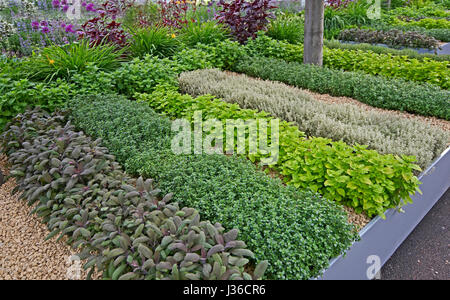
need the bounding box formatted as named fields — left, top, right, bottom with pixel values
left=179, top=20, right=230, bottom=47
left=0, top=108, right=268, bottom=280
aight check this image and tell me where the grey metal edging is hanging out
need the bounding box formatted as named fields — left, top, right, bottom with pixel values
left=317, top=147, right=450, bottom=280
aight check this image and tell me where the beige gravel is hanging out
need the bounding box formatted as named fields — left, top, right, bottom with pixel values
left=0, top=154, right=100, bottom=280
left=343, top=206, right=371, bottom=231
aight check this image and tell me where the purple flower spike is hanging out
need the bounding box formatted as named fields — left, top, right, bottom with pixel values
left=31, top=21, right=40, bottom=30
left=41, top=26, right=50, bottom=34
left=63, top=4, right=69, bottom=12
left=81, top=1, right=87, bottom=7
left=52, top=0, right=60, bottom=8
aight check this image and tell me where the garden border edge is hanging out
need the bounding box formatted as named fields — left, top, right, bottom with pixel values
left=317, top=146, right=450, bottom=280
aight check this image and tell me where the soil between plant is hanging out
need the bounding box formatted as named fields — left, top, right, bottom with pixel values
left=0, top=154, right=99, bottom=280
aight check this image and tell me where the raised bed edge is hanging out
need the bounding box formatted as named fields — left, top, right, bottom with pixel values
left=317, top=146, right=450, bottom=280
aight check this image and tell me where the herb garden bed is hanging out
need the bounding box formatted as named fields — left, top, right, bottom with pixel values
left=1, top=0, right=449, bottom=281
left=175, top=67, right=450, bottom=280
left=318, top=146, right=450, bottom=280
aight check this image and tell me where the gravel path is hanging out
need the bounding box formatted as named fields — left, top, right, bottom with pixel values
left=0, top=155, right=96, bottom=280
left=381, top=188, right=450, bottom=280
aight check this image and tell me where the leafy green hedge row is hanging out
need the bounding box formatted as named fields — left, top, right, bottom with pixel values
left=1, top=109, right=268, bottom=280
left=66, top=93, right=357, bottom=280
left=135, top=85, right=422, bottom=218
left=391, top=17, right=450, bottom=30
left=178, top=69, right=449, bottom=169
left=245, top=35, right=450, bottom=89
left=233, top=55, right=450, bottom=120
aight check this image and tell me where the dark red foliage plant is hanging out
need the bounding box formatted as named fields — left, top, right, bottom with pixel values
left=157, top=0, right=197, bottom=29
left=80, top=0, right=133, bottom=48
left=325, top=0, right=354, bottom=9
left=215, top=0, right=277, bottom=44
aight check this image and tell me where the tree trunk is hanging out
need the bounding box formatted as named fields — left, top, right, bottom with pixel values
left=386, top=0, right=392, bottom=10
left=303, top=0, right=324, bottom=66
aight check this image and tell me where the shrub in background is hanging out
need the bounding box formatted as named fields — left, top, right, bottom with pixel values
left=338, top=28, right=440, bottom=50
left=392, top=17, right=450, bottom=29
left=324, top=39, right=450, bottom=62
left=186, top=1, right=219, bottom=23
left=122, top=0, right=161, bottom=28
left=247, top=35, right=450, bottom=89
left=215, top=0, right=277, bottom=43
left=371, top=24, right=450, bottom=42
left=324, top=0, right=374, bottom=38
left=80, top=1, right=130, bottom=48
left=157, top=0, right=196, bottom=29
left=383, top=3, right=450, bottom=19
